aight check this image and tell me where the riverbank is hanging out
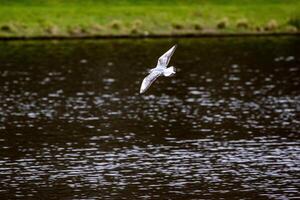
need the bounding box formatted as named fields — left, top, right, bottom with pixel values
left=1, top=32, right=299, bottom=41
left=0, top=1, right=299, bottom=38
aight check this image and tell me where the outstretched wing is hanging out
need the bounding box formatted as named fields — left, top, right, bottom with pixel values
left=140, top=71, right=162, bottom=94
left=156, top=45, right=177, bottom=69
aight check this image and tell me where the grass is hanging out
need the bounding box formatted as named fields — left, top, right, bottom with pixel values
left=288, top=15, right=300, bottom=29
left=0, top=0, right=299, bottom=37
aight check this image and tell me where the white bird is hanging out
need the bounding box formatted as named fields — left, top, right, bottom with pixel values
left=140, top=45, right=177, bottom=94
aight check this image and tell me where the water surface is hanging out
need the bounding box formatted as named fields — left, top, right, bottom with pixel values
left=0, top=37, right=299, bottom=199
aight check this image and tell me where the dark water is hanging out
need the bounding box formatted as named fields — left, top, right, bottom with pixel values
left=0, top=37, right=299, bottom=199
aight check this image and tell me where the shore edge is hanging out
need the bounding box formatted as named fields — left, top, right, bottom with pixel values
left=0, top=32, right=299, bottom=41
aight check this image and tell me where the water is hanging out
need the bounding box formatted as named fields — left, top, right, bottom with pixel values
left=0, top=37, right=299, bottom=199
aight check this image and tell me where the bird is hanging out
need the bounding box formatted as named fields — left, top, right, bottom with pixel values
left=140, top=45, right=177, bottom=94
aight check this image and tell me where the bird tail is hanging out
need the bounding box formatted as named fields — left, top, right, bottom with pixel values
left=163, top=66, right=176, bottom=77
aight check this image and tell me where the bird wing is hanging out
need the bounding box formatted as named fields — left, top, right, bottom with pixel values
left=156, top=45, right=177, bottom=69
left=140, top=71, right=162, bottom=93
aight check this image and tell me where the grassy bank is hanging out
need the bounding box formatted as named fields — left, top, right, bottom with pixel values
left=0, top=0, right=299, bottom=38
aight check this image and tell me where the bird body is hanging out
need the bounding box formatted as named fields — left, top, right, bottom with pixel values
left=140, top=45, right=177, bottom=94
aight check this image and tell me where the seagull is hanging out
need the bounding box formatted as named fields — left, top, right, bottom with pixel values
left=140, top=45, right=177, bottom=94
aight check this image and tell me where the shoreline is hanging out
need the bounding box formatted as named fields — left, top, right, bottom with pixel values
left=0, top=32, right=299, bottom=41
left=1, top=1, right=299, bottom=41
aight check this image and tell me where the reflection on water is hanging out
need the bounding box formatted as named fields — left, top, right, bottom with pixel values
left=0, top=37, right=299, bottom=199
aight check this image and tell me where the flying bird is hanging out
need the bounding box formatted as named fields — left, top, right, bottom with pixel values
left=140, top=45, right=177, bottom=94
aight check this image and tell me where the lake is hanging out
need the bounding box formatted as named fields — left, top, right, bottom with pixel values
left=0, top=36, right=299, bottom=199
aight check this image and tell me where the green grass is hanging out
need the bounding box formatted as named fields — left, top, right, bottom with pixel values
left=288, top=15, right=300, bottom=29
left=0, top=0, right=299, bottom=37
